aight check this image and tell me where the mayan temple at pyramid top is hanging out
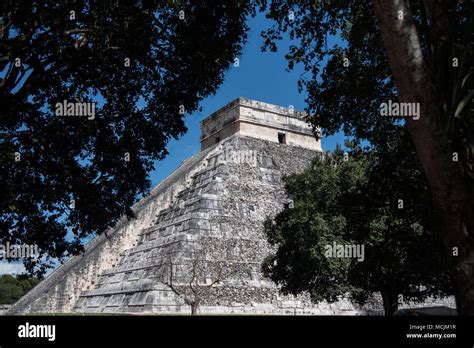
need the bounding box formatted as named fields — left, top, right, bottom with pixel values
left=200, top=97, right=322, bottom=151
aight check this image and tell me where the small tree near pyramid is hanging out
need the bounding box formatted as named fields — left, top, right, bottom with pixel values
left=161, top=237, right=252, bottom=315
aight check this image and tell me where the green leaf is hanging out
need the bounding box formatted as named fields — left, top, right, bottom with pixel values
left=454, top=89, right=474, bottom=118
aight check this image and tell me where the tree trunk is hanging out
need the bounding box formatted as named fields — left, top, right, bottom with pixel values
left=381, top=289, right=399, bottom=316
left=191, top=302, right=198, bottom=316
left=371, top=0, right=474, bottom=315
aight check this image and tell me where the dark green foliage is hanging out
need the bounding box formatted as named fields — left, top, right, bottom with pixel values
left=260, top=0, right=473, bottom=174
left=0, top=274, right=39, bottom=304
left=0, top=1, right=253, bottom=275
left=263, top=133, right=453, bottom=315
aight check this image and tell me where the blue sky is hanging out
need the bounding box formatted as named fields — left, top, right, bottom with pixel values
left=148, top=12, right=344, bottom=188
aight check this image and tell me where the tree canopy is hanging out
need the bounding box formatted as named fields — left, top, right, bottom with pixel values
left=260, top=0, right=473, bottom=160
left=0, top=274, right=39, bottom=304
left=0, top=1, right=254, bottom=275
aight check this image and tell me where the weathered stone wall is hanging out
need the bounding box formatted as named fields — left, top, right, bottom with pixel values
left=0, top=304, right=11, bottom=315
left=238, top=120, right=320, bottom=150
left=201, top=121, right=240, bottom=151
left=71, top=135, right=370, bottom=315
left=200, top=98, right=321, bottom=151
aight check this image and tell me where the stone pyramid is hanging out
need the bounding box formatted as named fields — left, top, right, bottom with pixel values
left=8, top=98, right=369, bottom=315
